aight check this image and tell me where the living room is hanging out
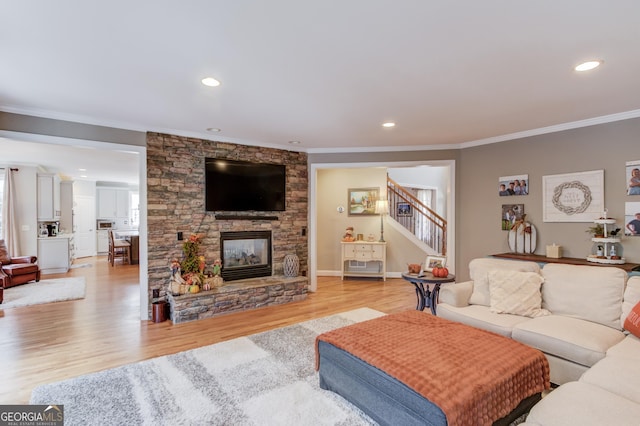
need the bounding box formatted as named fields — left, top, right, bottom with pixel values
left=2, top=2, right=640, bottom=424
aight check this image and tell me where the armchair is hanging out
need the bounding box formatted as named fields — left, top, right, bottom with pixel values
left=0, top=239, right=41, bottom=289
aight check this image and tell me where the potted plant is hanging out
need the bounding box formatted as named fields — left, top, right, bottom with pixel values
left=586, top=224, right=605, bottom=238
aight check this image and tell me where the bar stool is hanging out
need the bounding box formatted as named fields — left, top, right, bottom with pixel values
left=108, top=230, right=131, bottom=266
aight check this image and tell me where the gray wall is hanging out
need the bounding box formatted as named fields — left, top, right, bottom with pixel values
left=457, top=117, right=640, bottom=280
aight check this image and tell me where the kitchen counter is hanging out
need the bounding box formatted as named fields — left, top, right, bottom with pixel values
left=115, top=231, right=139, bottom=264
left=38, top=233, right=73, bottom=240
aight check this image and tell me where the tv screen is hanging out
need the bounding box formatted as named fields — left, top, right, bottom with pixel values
left=205, top=158, right=286, bottom=212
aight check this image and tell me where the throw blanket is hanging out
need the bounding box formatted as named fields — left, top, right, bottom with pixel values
left=316, top=311, right=549, bottom=426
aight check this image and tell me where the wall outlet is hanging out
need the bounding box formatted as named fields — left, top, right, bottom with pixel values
left=177, top=231, right=183, bottom=241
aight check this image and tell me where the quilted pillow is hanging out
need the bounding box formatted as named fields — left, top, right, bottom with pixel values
left=623, top=301, right=640, bottom=338
left=488, top=269, right=550, bottom=317
left=0, top=240, right=10, bottom=265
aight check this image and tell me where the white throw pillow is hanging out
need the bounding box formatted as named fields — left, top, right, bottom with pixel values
left=468, top=258, right=541, bottom=307
left=488, top=269, right=550, bottom=317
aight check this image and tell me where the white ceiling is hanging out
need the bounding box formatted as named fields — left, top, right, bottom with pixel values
left=2, top=1, right=640, bottom=182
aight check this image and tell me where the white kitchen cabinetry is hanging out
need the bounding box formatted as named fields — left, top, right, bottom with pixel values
left=97, top=230, right=109, bottom=254
left=97, top=188, right=129, bottom=219
left=341, top=242, right=386, bottom=281
left=37, top=173, right=61, bottom=221
left=38, top=236, right=71, bottom=274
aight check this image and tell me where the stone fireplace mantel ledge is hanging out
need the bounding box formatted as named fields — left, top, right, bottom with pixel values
left=169, top=275, right=307, bottom=299
left=166, top=275, right=309, bottom=323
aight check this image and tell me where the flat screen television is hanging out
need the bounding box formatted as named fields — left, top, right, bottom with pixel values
left=205, top=158, right=286, bottom=212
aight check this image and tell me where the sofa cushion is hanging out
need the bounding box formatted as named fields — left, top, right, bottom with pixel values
left=488, top=269, right=549, bottom=317
left=606, top=334, right=640, bottom=358
left=621, top=276, right=640, bottom=329
left=512, top=315, right=625, bottom=367
left=525, top=381, right=640, bottom=426
left=437, top=303, right=530, bottom=337
left=468, top=258, right=541, bottom=307
left=541, top=263, right=626, bottom=330
left=580, top=356, right=640, bottom=404
left=623, top=301, right=640, bottom=338
left=2, top=263, right=39, bottom=276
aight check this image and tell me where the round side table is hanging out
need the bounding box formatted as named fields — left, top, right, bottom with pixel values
left=401, top=272, right=455, bottom=315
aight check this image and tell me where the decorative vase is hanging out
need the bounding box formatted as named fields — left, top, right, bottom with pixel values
left=283, top=254, right=300, bottom=277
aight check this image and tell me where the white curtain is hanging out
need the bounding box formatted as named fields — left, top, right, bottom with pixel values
left=2, top=168, right=20, bottom=255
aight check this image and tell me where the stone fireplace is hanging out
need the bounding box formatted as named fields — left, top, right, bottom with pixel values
left=146, top=132, right=309, bottom=323
left=221, top=231, right=272, bottom=281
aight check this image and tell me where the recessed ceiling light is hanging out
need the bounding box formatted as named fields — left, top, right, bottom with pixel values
left=78, top=168, right=86, bottom=172
left=288, top=140, right=301, bottom=145
left=80, top=175, right=88, bottom=178
left=201, top=77, right=221, bottom=87
left=574, top=60, right=603, bottom=72
left=206, top=128, right=221, bottom=132
left=382, top=122, right=396, bottom=128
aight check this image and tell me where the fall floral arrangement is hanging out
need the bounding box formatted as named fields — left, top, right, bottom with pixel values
left=168, top=233, right=224, bottom=295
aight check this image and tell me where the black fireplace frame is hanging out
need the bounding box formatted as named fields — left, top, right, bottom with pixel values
left=220, top=231, right=273, bottom=281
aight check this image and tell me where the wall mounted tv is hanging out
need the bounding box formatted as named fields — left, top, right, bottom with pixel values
left=205, top=158, right=286, bottom=212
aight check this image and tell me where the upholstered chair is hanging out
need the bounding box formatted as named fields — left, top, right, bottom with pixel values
left=0, top=239, right=41, bottom=288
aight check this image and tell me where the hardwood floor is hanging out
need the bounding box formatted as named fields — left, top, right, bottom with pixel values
left=0, top=256, right=416, bottom=404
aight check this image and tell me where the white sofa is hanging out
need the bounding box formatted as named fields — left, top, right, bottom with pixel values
left=437, top=258, right=640, bottom=425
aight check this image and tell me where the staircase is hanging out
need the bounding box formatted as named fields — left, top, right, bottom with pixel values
left=386, top=176, right=447, bottom=256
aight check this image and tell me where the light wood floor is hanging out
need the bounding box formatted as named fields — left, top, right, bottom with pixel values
left=0, top=256, right=417, bottom=404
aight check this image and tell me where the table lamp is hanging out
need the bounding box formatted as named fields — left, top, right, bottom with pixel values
left=375, top=199, right=389, bottom=242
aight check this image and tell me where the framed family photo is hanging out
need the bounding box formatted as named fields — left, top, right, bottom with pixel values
left=397, top=202, right=412, bottom=216
left=425, top=255, right=446, bottom=272
left=498, top=174, right=529, bottom=196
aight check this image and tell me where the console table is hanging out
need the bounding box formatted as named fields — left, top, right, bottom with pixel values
left=492, top=252, right=640, bottom=273
left=341, top=241, right=386, bottom=281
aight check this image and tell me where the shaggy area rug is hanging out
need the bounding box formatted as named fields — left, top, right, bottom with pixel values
left=0, top=277, right=86, bottom=309
left=30, top=307, right=530, bottom=425
left=31, top=308, right=384, bottom=425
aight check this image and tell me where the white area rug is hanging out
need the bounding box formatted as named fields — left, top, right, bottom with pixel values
left=1, top=277, right=86, bottom=309
left=31, top=308, right=385, bottom=426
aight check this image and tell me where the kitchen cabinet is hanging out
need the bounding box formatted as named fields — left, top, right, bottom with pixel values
left=97, top=188, right=129, bottom=219
left=341, top=241, right=386, bottom=280
left=38, top=236, right=71, bottom=274
left=97, top=229, right=109, bottom=254
left=37, top=173, right=61, bottom=221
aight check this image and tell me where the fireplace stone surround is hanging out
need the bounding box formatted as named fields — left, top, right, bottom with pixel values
left=146, top=132, right=309, bottom=322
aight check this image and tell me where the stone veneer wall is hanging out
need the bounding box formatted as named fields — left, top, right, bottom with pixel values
left=146, top=132, right=308, bottom=319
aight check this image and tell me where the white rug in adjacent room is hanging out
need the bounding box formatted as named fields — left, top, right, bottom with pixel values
left=1, top=277, right=86, bottom=309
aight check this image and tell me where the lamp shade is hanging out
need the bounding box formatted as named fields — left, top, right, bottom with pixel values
left=375, top=199, right=389, bottom=214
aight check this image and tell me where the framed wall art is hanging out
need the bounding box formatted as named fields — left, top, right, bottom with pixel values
left=348, top=187, right=379, bottom=216
left=501, top=204, right=524, bottom=230
left=626, top=160, right=640, bottom=196
left=542, top=170, right=604, bottom=222
left=397, top=202, right=412, bottom=216
left=498, top=174, right=529, bottom=196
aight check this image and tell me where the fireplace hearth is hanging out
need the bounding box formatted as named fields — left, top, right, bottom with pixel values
left=220, top=231, right=272, bottom=281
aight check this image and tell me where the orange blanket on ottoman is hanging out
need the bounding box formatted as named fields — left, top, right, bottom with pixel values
left=316, top=310, right=550, bottom=426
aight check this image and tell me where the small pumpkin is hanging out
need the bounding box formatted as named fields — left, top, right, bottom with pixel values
left=432, top=266, right=449, bottom=278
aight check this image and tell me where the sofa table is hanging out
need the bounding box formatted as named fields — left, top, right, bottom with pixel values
left=401, top=272, right=455, bottom=315
left=492, top=252, right=640, bottom=273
